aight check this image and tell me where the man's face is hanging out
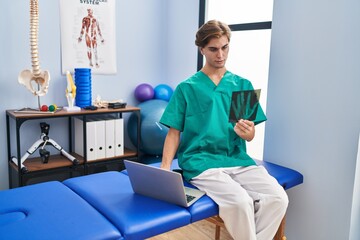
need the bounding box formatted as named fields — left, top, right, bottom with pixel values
left=201, top=35, right=229, bottom=69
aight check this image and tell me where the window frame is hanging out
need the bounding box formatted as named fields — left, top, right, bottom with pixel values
left=197, top=0, right=272, bottom=71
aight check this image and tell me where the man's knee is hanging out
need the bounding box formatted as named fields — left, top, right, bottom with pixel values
left=275, top=189, right=289, bottom=212
left=223, top=194, right=254, bottom=214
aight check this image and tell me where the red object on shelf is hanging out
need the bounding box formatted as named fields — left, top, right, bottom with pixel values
left=41, top=105, right=48, bottom=111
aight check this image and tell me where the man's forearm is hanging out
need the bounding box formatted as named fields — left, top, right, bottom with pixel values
left=161, top=128, right=180, bottom=170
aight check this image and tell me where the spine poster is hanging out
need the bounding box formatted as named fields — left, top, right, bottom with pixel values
left=60, top=0, right=117, bottom=74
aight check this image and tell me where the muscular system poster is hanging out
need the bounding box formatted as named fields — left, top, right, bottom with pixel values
left=60, top=0, right=116, bottom=74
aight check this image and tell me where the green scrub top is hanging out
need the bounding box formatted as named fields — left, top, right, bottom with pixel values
left=160, top=71, right=267, bottom=181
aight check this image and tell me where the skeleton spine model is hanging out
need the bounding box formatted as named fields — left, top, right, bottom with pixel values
left=18, top=0, right=50, bottom=97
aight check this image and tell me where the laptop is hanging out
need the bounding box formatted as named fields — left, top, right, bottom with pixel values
left=124, top=160, right=205, bottom=207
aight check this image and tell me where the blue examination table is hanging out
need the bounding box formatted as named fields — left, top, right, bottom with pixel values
left=0, top=159, right=303, bottom=240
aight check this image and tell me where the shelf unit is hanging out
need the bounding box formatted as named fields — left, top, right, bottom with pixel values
left=6, top=107, right=141, bottom=188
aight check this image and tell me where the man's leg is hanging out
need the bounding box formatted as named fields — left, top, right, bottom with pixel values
left=191, top=168, right=257, bottom=240
left=230, top=165, right=289, bottom=240
left=85, top=36, right=93, bottom=66
left=91, top=39, right=100, bottom=68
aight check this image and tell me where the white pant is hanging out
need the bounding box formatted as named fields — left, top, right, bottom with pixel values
left=191, top=165, right=288, bottom=240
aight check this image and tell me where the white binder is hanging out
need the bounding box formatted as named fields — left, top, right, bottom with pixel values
left=94, top=120, right=106, bottom=159
left=74, top=118, right=97, bottom=161
left=114, top=118, right=124, bottom=156
left=105, top=119, right=115, bottom=158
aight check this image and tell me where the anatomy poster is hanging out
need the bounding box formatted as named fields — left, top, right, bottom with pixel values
left=60, top=0, right=117, bottom=74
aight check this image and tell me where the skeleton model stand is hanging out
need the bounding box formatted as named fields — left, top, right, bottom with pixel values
left=12, top=122, right=79, bottom=173
left=17, top=0, right=50, bottom=113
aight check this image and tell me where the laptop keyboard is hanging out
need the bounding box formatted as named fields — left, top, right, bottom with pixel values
left=186, top=194, right=196, bottom=203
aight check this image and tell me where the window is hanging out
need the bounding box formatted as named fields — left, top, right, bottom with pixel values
left=199, top=0, right=273, bottom=159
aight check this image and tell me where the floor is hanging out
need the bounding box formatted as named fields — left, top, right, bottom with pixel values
left=148, top=219, right=233, bottom=240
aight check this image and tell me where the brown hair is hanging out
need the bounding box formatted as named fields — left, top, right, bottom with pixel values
left=195, top=20, right=231, bottom=48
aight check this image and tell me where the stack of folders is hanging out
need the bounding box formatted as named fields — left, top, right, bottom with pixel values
left=74, top=117, right=124, bottom=161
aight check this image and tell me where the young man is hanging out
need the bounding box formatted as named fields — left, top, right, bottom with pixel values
left=160, top=20, right=288, bottom=240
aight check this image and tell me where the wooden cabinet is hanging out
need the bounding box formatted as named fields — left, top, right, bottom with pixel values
left=6, top=107, right=140, bottom=188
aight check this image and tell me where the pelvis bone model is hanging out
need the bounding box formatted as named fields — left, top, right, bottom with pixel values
left=18, top=0, right=50, bottom=97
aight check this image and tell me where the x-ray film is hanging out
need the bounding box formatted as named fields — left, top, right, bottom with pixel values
left=229, top=89, right=261, bottom=122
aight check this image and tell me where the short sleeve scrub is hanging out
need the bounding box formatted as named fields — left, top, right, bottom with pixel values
left=160, top=71, right=267, bottom=181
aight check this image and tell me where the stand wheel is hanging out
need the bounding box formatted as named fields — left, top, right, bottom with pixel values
left=73, top=159, right=80, bottom=165
left=40, top=149, right=50, bottom=164
left=21, top=167, right=28, bottom=174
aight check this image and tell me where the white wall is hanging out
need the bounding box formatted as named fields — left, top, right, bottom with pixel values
left=164, top=1, right=199, bottom=87
left=265, top=0, right=360, bottom=239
